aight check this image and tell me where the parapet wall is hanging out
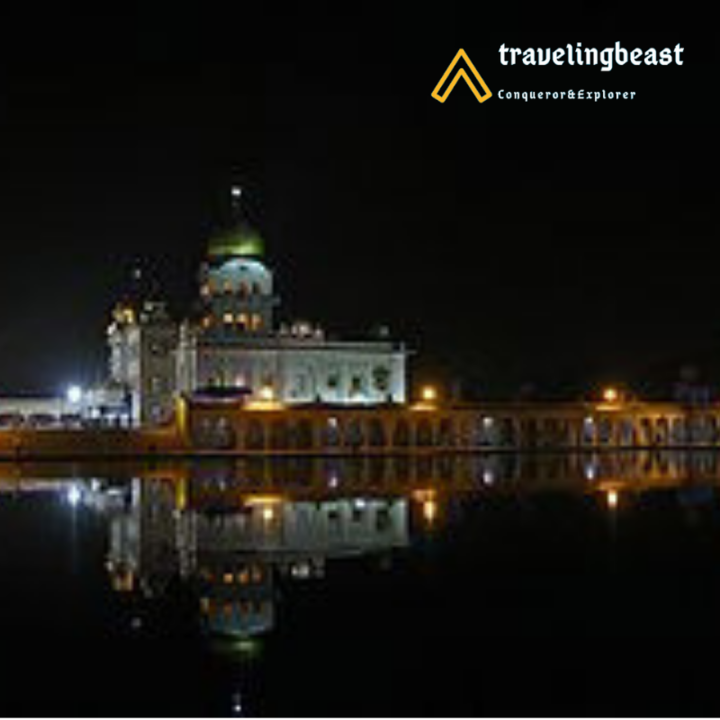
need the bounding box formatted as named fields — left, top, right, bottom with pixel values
left=0, top=426, right=180, bottom=460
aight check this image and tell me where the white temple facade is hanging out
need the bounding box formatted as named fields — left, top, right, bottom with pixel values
left=106, top=220, right=408, bottom=425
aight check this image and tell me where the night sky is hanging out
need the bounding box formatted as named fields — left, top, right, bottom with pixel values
left=0, top=2, right=715, bottom=399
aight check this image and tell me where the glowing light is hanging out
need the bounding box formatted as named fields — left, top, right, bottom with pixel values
left=245, top=385, right=284, bottom=411
left=231, top=690, right=243, bottom=716
left=607, top=489, right=619, bottom=509
left=423, top=499, right=438, bottom=524
left=411, top=385, right=439, bottom=411
left=243, top=494, right=281, bottom=522
left=412, top=489, right=438, bottom=524
left=258, top=385, right=275, bottom=402
left=244, top=494, right=283, bottom=507
left=67, top=485, right=82, bottom=507
left=66, top=385, right=83, bottom=405
left=603, top=387, right=619, bottom=403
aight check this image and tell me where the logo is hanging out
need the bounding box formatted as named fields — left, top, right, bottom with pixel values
left=431, top=49, right=492, bottom=104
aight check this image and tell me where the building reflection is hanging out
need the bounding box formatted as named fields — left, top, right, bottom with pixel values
left=6, top=449, right=720, bottom=643
left=104, top=476, right=409, bottom=639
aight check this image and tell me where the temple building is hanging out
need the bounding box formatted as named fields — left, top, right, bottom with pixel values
left=106, top=212, right=408, bottom=425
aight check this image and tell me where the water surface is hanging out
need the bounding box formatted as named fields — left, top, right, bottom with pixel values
left=1, top=452, right=720, bottom=715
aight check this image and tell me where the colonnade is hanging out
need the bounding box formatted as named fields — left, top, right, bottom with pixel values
left=184, top=400, right=720, bottom=453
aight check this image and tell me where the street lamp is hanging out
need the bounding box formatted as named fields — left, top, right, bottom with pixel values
left=602, top=386, right=619, bottom=403
left=67, top=484, right=82, bottom=507
left=66, top=385, right=83, bottom=405
left=258, top=385, right=275, bottom=402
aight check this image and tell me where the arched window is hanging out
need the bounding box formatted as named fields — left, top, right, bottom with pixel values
left=245, top=420, right=265, bottom=450
left=393, top=419, right=411, bottom=447
left=343, top=419, right=364, bottom=448
left=293, top=419, right=314, bottom=449
left=416, top=419, right=434, bottom=447
left=367, top=418, right=387, bottom=447
left=270, top=420, right=290, bottom=450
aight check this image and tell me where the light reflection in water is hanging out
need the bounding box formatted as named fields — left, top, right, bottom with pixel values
left=606, top=488, right=619, bottom=509
left=2, top=450, right=720, bottom=720
left=101, top=476, right=411, bottom=643
left=3, top=451, right=720, bottom=645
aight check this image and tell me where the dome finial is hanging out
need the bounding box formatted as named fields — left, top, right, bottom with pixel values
left=230, top=183, right=252, bottom=229
left=206, top=181, right=264, bottom=259
left=230, top=185, right=243, bottom=218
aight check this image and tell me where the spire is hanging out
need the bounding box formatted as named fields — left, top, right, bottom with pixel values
left=230, top=185, right=244, bottom=223
left=226, top=177, right=260, bottom=229
left=206, top=182, right=264, bottom=259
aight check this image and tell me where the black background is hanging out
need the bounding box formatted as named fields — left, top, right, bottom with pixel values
left=0, top=1, right=715, bottom=398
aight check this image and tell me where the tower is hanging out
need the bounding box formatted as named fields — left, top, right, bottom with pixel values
left=197, top=191, right=279, bottom=341
left=107, top=294, right=178, bottom=425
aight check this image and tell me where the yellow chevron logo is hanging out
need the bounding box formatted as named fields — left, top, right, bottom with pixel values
left=431, top=49, right=492, bottom=104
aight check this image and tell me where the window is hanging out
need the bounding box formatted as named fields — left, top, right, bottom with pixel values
left=350, top=376, right=363, bottom=396
left=372, top=365, right=390, bottom=392
left=376, top=507, right=391, bottom=531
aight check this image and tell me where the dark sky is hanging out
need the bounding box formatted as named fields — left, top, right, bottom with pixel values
left=0, top=1, right=715, bottom=398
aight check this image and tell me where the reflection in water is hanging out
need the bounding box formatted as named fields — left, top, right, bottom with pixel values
left=411, top=488, right=438, bottom=526
left=6, top=447, right=720, bottom=494
left=5, top=451, right=720, bottom=714
left=606, top=487, right=619, bottom=510
left=51, top=448, right=720, bottom=647
left=104, top=477, right=410, bottom=641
